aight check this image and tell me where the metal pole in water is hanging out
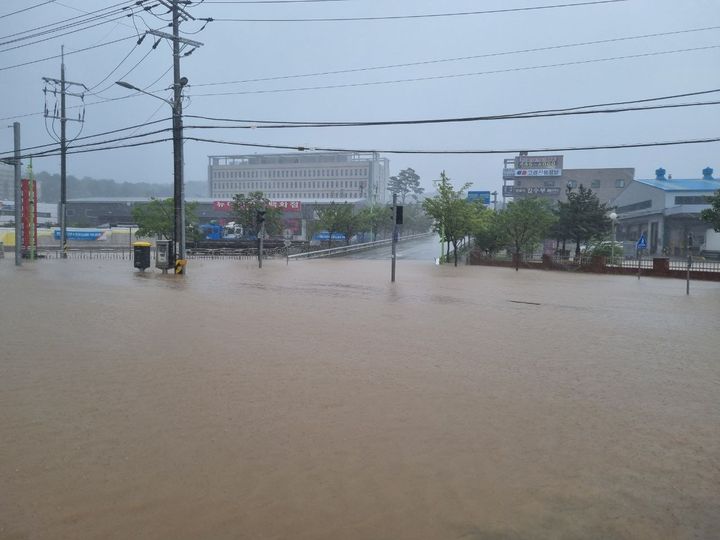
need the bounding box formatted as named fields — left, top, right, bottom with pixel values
left=13, top=122, right=21, bottom=266
left=391, top=192, right=397, bottom=282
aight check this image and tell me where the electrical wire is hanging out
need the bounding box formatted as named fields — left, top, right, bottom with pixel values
left=17, top=137, right=174, bottom=160
left=180, top=101, right=720, bottom=131
left=188, top=45, right=720, bottom=96
left=185, top=135, right=720, bottom=154
left=0, top=35, right=137, bottom=72
left=211, top=0, right=627, bottom=22
left=0, top=0, right=57, bottom=20
left=87, top=47, right=156, bottom=98
left=87, top=41, right=142, bottom=91
left=0, top=2, right=137, bottom=47
left=190, top=26, right=720, bottom=88
left=184, top=89, right=720, bottom=126
left=0, top=118, right=172, bottom=157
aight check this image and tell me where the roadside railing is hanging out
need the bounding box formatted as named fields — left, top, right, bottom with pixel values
left=288, top=232, right=434, bottom=260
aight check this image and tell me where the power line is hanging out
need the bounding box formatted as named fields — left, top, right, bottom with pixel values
left=0, top=65, right=173, bottom=121
left=190, top=26, right=720, bottom=88
left=181, top=101, right=720, bottom=130
left=184, top=88, right=720, bottom=126
left=0, top=0, right=57, bottom=20
left=188, top=45, right=720, bottom=96
left=17, top=137, right=175, bottom=160
left=0, top=118, right=171, bottom=157
left=0, top=2, right=136, bottom=48
left=211, top=0, right=627, bottom=22
left=185, top=135, right=720, bottom=154
left=0, top=35, right=136, bottom=72
left=0, top=13, right=141, bottom=54
left=202, top=0, right=357, bottom=3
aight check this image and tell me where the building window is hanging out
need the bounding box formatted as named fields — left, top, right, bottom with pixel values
left=675, top=196, right=709, bottom=205
left=615, top=179, right=626, bottom=188
left=567, top=180, right=577, bottom=188
left=544, top=181, right=555, bottom=187
left=516, top=180, right=522, bottom=187
left=591, top=180, right=601, bottom=188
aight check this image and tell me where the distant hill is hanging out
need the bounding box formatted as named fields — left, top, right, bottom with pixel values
left=35, top=171, right=208, bottom=202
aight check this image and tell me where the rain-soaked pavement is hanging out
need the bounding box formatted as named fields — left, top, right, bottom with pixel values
left=1, top=258, right=719, bottom=539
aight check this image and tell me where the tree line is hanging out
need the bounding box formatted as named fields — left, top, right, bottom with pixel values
left=421, top=172, right=613, bottom=269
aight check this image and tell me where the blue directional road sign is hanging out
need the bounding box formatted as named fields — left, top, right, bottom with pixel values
left=636, top=234, right=647, bottom=250
left=467, top=191, right=492, bottom=205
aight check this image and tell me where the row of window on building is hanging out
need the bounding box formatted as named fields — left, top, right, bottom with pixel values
left=515, top=179, right=627, bottom=188
left=212, top=167, right=369, bottom=180
left=215, top=191, right=361, bottom=200
left=213, top=179, right=364, bottom=191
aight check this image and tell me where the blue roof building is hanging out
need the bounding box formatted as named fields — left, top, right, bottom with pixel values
left=613, top=167, right=720, bottom=257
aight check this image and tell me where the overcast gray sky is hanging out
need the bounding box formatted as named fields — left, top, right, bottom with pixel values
left=1, top=0, right=719, bottom=194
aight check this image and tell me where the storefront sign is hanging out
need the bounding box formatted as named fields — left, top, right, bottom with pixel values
left=514, top=155, right=563, bottom=177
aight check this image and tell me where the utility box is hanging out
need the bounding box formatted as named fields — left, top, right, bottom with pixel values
left=156, top=240, right=173, bottom=271
left=133, top=241, right=151, bottom=271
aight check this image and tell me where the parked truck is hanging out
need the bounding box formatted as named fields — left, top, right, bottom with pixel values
left=699, top=229, right=720, bottom=260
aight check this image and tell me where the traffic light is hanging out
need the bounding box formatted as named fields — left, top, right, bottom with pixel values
left=256, top=209, right=266, bottom=224
left=395, top=205, right=403, bottom=225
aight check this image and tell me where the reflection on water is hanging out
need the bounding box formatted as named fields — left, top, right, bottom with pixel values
left=1, top=259, right=719, bottom=539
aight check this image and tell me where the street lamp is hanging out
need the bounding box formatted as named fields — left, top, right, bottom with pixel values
left=115, top=78, right=188, bottom=272
left=609, top=211, right=618, bottom=264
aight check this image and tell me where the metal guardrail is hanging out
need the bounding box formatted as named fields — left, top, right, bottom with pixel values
left=288, top=232, right=434, bottom=260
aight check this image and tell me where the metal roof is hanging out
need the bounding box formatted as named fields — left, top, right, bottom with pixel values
left=635, top=178, right=720, bottom=192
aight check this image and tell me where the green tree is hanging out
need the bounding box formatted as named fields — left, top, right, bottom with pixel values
left=700, top=190, right=720, bottom=231
left=498, top=198, right=556, bottom=271
left=357, top=203, right=392, bottom=241
left=132, top=198, right=198, bottom=240
left=231, top=192, right=282, bottom=237
left=473, top=211, right=506, bottom=256
left=388, top=167, right=424, bottom=204
left=317, top=202, right=355, bottom=245
left=402, top=203, right=433, bottom=235
left=558, top=185, right=611, bottom=255
left=422, top=171, right=479, bottom=266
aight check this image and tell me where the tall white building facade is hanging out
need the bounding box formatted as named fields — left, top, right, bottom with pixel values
left=208, top=152, right=389, bottom=203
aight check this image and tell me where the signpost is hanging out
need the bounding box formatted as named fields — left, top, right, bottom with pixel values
left=467, top=191, right=492, bottom=205
left=636, top=233, right=647, bottom=279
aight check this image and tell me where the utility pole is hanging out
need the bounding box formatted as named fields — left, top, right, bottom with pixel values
left=391, top=192, right=397, bottom=282
left=141, top=1, right=202, bottom=273
left=171, top=0, right=186, bottom=270
left=43, top=46, right=86, bottom=259
left=13, top=122, right=21, bottom=266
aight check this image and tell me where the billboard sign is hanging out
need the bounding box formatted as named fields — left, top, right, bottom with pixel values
left=503, top=186, right=561, bottom=197
left=52, top=228, right=107, bottom=241
left=514, top=155, right=563, bottom=177
left=467, top=191, right=492, bottom=205
left=213, top=200, right=302, bottom=212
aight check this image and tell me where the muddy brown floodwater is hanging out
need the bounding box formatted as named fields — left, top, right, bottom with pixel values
left=1, top=258, right=719, bottom=539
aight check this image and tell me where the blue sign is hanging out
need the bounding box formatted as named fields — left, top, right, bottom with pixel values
left=467, top=191, right=492, bottom=205
left=636, top=234, right=647, bottom=250
left=53, top=229, right=105, bottom=241
left=313, top=231, right=346, bottom=241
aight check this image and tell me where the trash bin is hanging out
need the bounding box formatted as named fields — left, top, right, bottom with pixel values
left=133, top=241, right=151, bottom=271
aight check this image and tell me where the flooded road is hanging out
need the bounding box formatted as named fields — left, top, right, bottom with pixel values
left=1, top=259, right=719, bottom=539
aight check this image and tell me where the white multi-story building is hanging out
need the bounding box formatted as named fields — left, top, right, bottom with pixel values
left=0, top=162, right=13, bottom=200
left=208, top=152, right=389, bottom=203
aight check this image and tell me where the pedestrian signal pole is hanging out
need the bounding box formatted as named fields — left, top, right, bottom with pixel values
left=257, top=209, right=266, bottom=269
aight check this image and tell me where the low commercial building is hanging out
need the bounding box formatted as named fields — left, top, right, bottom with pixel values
left=612, top=167, right=720, bottom=257
left=63, top=197, right=366, bottom=240
left=502, top=154, right=634, bottom=206
left=208, top=152, right=389, bottom=204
